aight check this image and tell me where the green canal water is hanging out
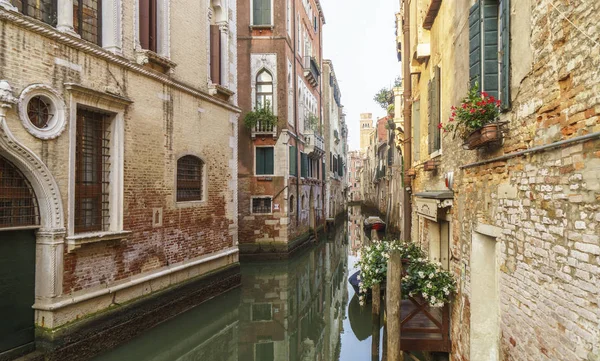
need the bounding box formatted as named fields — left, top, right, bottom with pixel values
left=92, top=207, right=406, bottom=361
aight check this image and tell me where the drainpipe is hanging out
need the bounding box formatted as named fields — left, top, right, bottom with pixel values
left=402, top=0, right=412, bottom=242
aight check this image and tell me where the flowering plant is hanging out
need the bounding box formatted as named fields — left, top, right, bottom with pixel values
left=442, top=83, right=501, bottom=139
left=356, top=240, right=456, bottom=307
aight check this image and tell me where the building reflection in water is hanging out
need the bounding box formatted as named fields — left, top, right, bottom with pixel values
left=93, top=222, right=351, bottom=361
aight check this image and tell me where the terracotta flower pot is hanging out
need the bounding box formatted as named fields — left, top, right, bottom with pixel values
left=462, top=123, right=501, bottom=149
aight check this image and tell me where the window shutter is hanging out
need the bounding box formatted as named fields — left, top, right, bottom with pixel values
left=482, top=0, right=499, bottom=98
left=256, top=148, right=265, bottom=174
left=499, top=0, right=511, bottom=109
left=301, top=153, right=308, bottom=178
left=263, top=0, right=271, bottom=25
left=322, top=161, right=325, bottom=181
left=289, top=146, right=297, bottom=176
left=210, top=25, right=221, bottom=84
left=265, top=147, right=274, bottom=175
left=139, top=0, right=150, bottom=49
left=253, top=0, right=262, bottom=25
left=433, top=66, right=441, bottom=152
left=469, top=1, right=481, bottom=89
left=412, top=100, right=421, bottom=162
left=428, top=79, right=434, bottom=154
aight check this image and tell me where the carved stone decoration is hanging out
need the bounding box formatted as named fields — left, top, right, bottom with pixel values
left=18, top=84, right=67, bottom=140
left=0, top=80, right=66, bottom=300
left=250, top=53, right=278, bottom=114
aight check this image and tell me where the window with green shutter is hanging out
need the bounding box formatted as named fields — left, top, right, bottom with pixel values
left=256, top=147, right=274, bottom=175
left=300, top=153, right=308, bottom=178
left=253, top=0, right=272, bottom=26
left=428, top=66, right=441, bottom=155
left=412, top=100, right=421, bottom=162
left=289, top=145, right=297, bottom=176
left=470, top=0, right=511, bottom=108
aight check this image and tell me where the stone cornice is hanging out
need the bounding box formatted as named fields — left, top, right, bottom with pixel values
left=0, top=9, right=241, bottom=113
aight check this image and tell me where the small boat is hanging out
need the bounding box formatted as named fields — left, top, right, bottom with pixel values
left=363, top=216, right=386, bottom=232
left=348, top=270, right=362, bottom=295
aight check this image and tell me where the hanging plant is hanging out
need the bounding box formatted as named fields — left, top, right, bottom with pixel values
left=442, top=83, right=500, bottom=140
left=244, top=100, right=277, bottom=130
left=356, top=240, right=457, bottom=307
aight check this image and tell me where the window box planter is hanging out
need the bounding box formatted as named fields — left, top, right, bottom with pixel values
left=462, top=123, right=501, bottom=150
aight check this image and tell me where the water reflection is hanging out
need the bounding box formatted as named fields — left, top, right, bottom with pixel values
left=94, top=213, right=380, bottom=361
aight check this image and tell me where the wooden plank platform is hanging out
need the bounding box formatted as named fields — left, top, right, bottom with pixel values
left=399, top=297, right=451, bottom=352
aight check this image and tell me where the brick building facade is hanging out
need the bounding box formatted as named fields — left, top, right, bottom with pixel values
left=0, top=0, right=239, bottom=357
left=398, top=0, right=600, bottom=360
left=236, top=0, right=330, bottom=257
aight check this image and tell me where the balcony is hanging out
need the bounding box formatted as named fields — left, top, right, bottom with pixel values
left=304, top=130, right=324, bottom=158
left=303, top=56, right=320, bottom=88
left=251, top=120, right=277, bottom=138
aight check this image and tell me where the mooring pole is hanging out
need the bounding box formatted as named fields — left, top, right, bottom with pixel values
left=386, top=250, right=403, bottom=361
left=372, top=283, right=382, bottom=361
left=382, top=299, right=388, bottom=361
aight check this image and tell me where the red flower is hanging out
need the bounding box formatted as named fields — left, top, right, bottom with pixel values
left=481, top=91, right=489, bottom=98
left=489, top=95, right=496, bottom=103
left=449, top=117, right=455, bottom=122
left=470, top=108, right=476, bottom=114
left=496, top=100, right=501, bottom=106
left=451, top=105, right=456, bottom=110
left=462, top=103, right=467, bottom=109
left=437, top=123, right=443, bottom=129
left=451, top=112, right=456, bottom=117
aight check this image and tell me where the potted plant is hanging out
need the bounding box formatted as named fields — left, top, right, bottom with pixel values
left=244, top=100, right=277, bottom=131
left=423, top=159, right=439, bottom=172
left=442, top=83, right=502, bottom=150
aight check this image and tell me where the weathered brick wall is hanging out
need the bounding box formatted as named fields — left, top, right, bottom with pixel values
left=0, top=6, right=238, bottom=294
left=405, top=0, right=600, bottom=360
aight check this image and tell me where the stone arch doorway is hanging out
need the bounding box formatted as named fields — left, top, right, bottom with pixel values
left=309, top=188, right=315, bottom=230
left=0, top=155, right=38, bottom=354
left=0, top=81, right=66, bottom=355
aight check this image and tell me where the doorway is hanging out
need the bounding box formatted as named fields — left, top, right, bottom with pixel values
left=470, top=232, right=499, bottom=361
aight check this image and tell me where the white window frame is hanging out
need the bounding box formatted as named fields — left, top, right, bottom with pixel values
left=174, top=153, right=208, bottom=208
left=250, top=0, right=274, bottom=28
left=65, top=84, right=130, bottom=246
left=250, top=196, right=273, bottom=215
left=254, top=145, right=275, bottom=177
left=134, top=0, right=171, bottom=58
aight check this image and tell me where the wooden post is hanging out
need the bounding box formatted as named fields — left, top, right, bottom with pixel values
left=382, top=298, right=388, bottom=361
left=386, top=250, right=403, bottom=361
left=372, top=283, right=381, bottom=361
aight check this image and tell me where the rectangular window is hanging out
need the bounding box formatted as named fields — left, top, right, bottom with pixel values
left=255, top=342, right=275, bottom=361
left=252, top=197, right=272, bottom=214
left=253, top=0, right=271, bottom=26
left=177, top=156, right=204, bottom=202
left=412, top=100, right=421, bottom=162
left=469, top=0, right=511, bottom=108
left=210, top=25, right=221, bottom=84
left=139, top=0, right=157, bottom=52
left=73, top=0, right=102, bottom=45
left=12, top=0, right=57, bottom=25
left=255, top=147, right=274, bottom=175
left=251, top=303, right=273, bottom=321
left=75, top=109, right=109, bottom=233
left=428, top=66, right=441, bottom=154
left=300, top=152, right=308, bottom=178
left=289, top=145, right=297, bottom=176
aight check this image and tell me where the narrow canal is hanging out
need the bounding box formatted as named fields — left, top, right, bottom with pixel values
left=91, top=206, right=393, bottom=361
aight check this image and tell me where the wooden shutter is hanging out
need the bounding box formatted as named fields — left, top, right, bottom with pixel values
left=301, top=153, right=308, bottom=178
left=428, top=66, right=441, bottom=154
left=139, top=0, right=150, bottom=49
left=210, top=25, right=221, bottom=84
left=256, top=148, right=265, bottom=174
left=482, top=0, right=499, bottom=98
left=289, top=146, right=297, bottom=176
left=469, top=1, right=481, bottom=88
left=265, top=147, right=274, bottom=175
left=413, top=100, right=421, bottom=162
left=263, top=0, right=271, bottom=25
left=428, top=80, right=434, bottom=154
left=322, top=161, right=325, bottom=181
left=499, top=0, right=511, bottom=109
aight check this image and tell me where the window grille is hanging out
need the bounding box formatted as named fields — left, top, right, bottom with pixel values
left=11, top=0, right=57, bottom=26
left=256, top=70, right=274, bottom=109
left=75, top=109, right=110, bottom=233
left=251, top=304, right=273, bottom=321
left=252, top=197, right=272, bottom=214
left=177, top=156, right=204, bottom=202
left=73, top=0, right=102, bottom=45
left=27, top=96, right=54, bottom=129
left=0, top=156, right=39, bottom=228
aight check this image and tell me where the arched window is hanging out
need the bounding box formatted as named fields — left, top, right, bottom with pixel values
left=177, top=156, right=204, bottom=202
left=289, top=195, right=295, bottom=213
left=0, top=156, right=39, bottom=228
left=256, top=70, right=273, bottom=109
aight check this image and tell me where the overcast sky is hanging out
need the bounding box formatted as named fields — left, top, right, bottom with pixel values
left=321, top=0, right=401, bottom=151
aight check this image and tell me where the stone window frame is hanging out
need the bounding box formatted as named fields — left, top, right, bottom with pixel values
left=250, top=0, right=274, bottom=28
left=18, top=84, right=67, bottom=140
left=250, top=302, right=273, bottom=322
left=254, top=145, right=275, bottom=177
left=175, top=155, right=206, bottom=203
left=250, top=196, right=273, bottom=215
left=250, top=54, right=278, bottom=116
left=64, top=84, right=131, bottom=252
left=174, top=152, right=208, bottom=208
left=134, top=0, right=171, bottom=59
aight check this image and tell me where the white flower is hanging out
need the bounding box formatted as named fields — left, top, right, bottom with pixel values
left=357, top=275, right=361, bottom=281
left=360, top=300, right=365, bottom=306
left=418, top=271, right=425, bottom=278
left=429, top=273, right=434, bottom=279
left=430, top=296, right=437, bottom=303
left=426, top=282, right=432, bottom=288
